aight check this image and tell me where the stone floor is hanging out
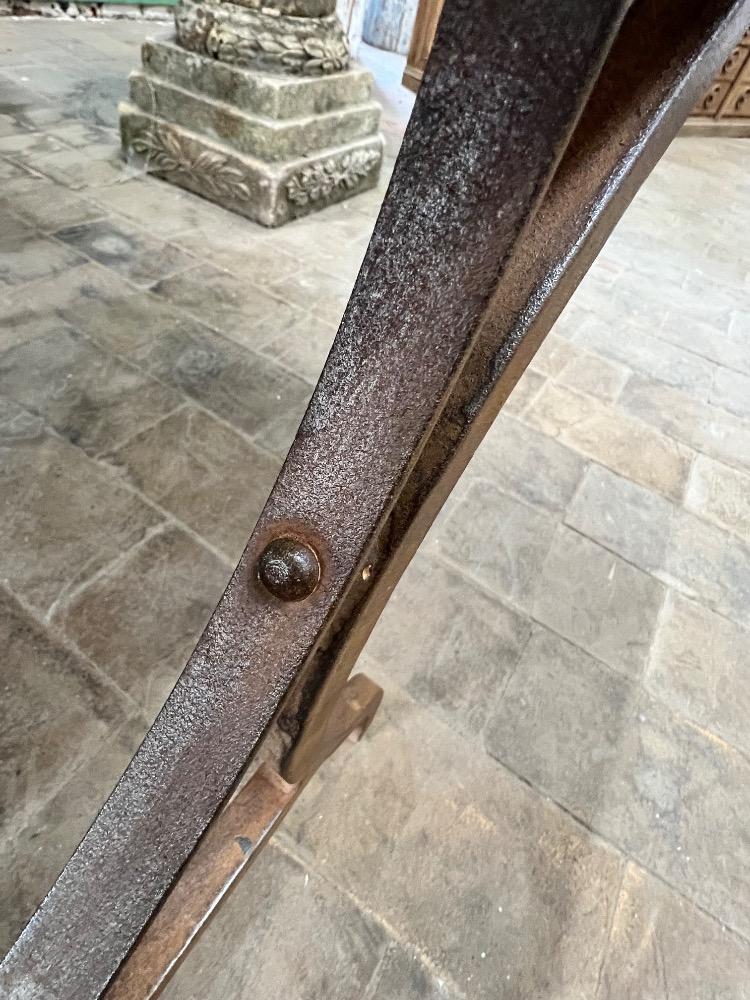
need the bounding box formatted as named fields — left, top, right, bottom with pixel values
left=2, top=16, right=750, bottom=1000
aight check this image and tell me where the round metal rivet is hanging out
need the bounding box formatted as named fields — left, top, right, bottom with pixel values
left=257, top=537, right=320, bottom=602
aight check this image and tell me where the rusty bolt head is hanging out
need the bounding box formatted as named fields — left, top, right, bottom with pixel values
left=257, top=537, right=320, bottom=602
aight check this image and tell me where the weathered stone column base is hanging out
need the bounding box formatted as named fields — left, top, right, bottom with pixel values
left=120, top=103, right=383, bottom=226
left=119, top=35, right=384, bottom=226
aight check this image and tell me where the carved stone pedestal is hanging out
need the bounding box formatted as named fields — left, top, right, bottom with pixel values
left=119, top=0, right=384, bottom=226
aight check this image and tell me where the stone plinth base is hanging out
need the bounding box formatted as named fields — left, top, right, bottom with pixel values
left=119, top=36, right=384, bottom=226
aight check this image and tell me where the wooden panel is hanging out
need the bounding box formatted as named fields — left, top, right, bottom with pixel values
left=686, top=23, right=750, bottom=131
left=720, top=77, right=750, bottom=116
left=402, top=0, right=444, bottom=92
left=693, top=80, right=732, bottom=115
left=717, top=44, right=749, bottom=79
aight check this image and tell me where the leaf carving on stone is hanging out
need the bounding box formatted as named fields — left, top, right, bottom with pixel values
left=131, top=126, right=252, bottom=202
left=174, top=1, right=349, bottom=75
left=286, top=148, right=380, bottom=206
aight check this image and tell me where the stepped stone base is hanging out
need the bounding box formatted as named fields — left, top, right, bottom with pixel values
left=120, top=104, right=383, bottom=227
left=141, top=38, right=374, bottom=119
left=120, top=33, right=384, bottom=226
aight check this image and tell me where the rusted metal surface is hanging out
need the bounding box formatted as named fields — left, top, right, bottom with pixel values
left=1, top=0, right=748, bottom=996
left=103, top=675, right=381, bottom=999
left=103, top=764, right=301, bottom=1000
left=270, top=0, right=750, bottom=785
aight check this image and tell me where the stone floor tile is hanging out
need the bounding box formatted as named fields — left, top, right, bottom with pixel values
left=13, top=106, right=72, bottom=131
left=2, top=215, right=35, bottom=245
left=3, top=177, right=104, bottom=232
left=0, top=157, right=31, bottom=182
left=0, top=230, right=86, bottom=287
left=676, top=270, right=746, bottom=328
left=241, top=291, right=327, bottom=351
left=367, top=945, right=461, bottom=999
left=431, top=480, right=558, bottom=609
left=663, top=508, right=750, bottom=627
left=658, top=308, right=750, bottom=376
left=0, top=718, right=143, bottom=956
left=526, top=382, right=692, bottom=502
left=61, top=289, right=211, bottom=358
left=0, top=261, right=134, bottom=353
left=283, top=690, right=623, bottom=1000
left=0, top=397, right=45, bottom=441
left=501, top=366, right=545, bottom=417
left=0, top=327, right=182, bottom=454
left=133, top=323, right=311, bottom=451
left=0, top=585, right=131, bottom=841
left=104, top=406, right=280, bottom=563
left=0, top=158, right=28, bottom=180
left=532, top=525, right=665, bottom=679
left=620, top=373, right=750, bottom=474
left=573, top=314, right=716, bottom=396
left=367, top=554, right=531, bottom=732
left=565, top=463, right=675, bottom=574
left=0, top=115, right=20, bottom=138
left=711, top=363, right=750, bottom=421
left=532, top=335, right=629, bottom=402
left=552, top=299, right=594, bottom=341
left=0, top=72, right=50, bottom=116
left=170, top=214, right=273, bottom=259
left=529, top=334, right=575, bottom=377
left=54, top=218, right=194, bottom=287
left=485, top=628, right=750, bottom=938
left=91, top=176, right=237, bottom=238
left=0, top=130, right=69, bottom=163
left=153, top=262, right=302, bottom=347
left=729, top=307, right=750, bottom=349
left=647, top=590, right=750, bottom=757
left=601, top=226, right=689, bottom=289
left=597, top=864, right=750, bottom=1000
left=259, top=311, right=337, bottom=384
left=56, top=526, right=228, bottom=722
left=685, top=453, right=750, bottom=543
left=268, top=215, right=365, bottom=275
left=30, top=142, right=126, bottom=189
left=0, top=426, right=162, bottom=616
left=465, top=412, right=585, bottom=514
left=162, top=844, right=389, bottom=1000
left=557, top=350, right=629, bottom=402
left=0, top=299, right=75, bottom=354
left=254, top=398, right=310, bottom=457
left=484, top=627, right=639, bottom=829
left=177, top=231, right=303, bottom=287
left=45, top=119, right=113, bottom=149
left=268, top=266, right=352, bottom=326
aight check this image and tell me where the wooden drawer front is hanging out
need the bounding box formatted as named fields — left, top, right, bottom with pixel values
left=718, top=44, right=749, bottom=80
left=720, top=79, right=750, bottom=116
left=694, top=80, right=731, bottom=115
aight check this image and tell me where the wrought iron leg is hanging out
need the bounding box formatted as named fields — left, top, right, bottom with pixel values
left=1, top=1, right=747, bottom=996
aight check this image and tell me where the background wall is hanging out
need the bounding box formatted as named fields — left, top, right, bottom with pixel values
left=362, top=0, right=418, bottom=54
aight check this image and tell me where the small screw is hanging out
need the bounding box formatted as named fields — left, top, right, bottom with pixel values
left=257, top=537, right=320, bottom=602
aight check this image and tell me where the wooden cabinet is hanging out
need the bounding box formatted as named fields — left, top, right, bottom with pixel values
left=684, top=28, right=750, bottom=134
left=402, top=0, right=444, bottom=92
